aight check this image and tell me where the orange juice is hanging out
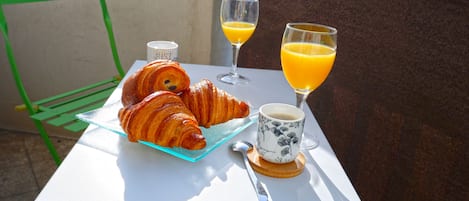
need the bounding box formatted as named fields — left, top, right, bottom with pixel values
left=281, top=42, right=336, bottom=91
left=221, top=21, right=256, bottom=45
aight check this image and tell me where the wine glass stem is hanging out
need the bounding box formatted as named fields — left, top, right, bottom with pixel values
left=296, top=91, right=320, bottom=149
left=231, top=44, right=241, bottom=78
left=295, top=92, right=309, bottom=109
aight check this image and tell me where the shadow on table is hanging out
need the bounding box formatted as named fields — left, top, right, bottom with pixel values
left=253, top=155, right=319, bottom=201
left=115, top=137, right=232, bottom=201
left=304, top=151, right=351, bottom=201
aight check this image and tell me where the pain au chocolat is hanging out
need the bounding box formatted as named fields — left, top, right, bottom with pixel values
left=118, top=60, right=249, bottom=150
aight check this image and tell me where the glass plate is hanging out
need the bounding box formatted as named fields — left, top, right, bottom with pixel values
left=76, top=101, right=258, bottom=162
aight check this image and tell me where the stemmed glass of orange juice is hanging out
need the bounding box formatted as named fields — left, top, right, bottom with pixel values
left=218, top=0, right=259, bottom=85
left=280, top=23, right=337, bottom=149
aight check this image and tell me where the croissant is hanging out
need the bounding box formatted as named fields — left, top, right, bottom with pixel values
left=121, top=60, right=191, bottom=106
left=118, top=91, right=206, bottom=150
left=179, top=79, right=250, bottom=128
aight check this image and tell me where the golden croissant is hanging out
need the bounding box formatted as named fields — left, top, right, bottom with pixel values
left=121, top=60, right=190, bottom=106
left=118, top=91, right=206, bottom=150
left=179, top=79, right=250, bottom=128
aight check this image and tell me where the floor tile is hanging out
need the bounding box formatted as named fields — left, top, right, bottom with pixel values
left=24, top=135, right=76, bottom=188
left=0, top=132, right=29, bottom=169
left=0, top=191, right=39, bottom=201
left=21, top=135, right=57, bottom=189
left=0, top=165, right=37, bottom=198
left=0, top=129, right=77, bottom=201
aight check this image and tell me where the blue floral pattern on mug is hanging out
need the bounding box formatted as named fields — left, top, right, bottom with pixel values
left=256, top=112, right=305, bottom=163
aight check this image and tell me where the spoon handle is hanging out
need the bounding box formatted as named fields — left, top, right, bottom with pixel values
left=242, top=152, right=269, bottom=201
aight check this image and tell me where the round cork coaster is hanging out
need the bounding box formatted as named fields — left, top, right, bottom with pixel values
left=247, top=146, right=306, bottom=178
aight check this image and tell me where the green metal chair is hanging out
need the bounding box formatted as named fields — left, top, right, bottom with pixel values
left=0, top=0, right=125, bottom=166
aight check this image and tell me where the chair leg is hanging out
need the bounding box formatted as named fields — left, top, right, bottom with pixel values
left=32, top=119, right=62, bottom=166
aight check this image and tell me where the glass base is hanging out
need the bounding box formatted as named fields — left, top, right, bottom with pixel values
left=301, top=132, right=319, bottom=150
left=217, top=72, right=249, bottom=85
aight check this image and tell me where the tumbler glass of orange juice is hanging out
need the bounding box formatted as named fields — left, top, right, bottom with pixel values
left=280, top=23, right=337, bottom=149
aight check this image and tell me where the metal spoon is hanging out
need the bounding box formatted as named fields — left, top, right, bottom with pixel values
left=231, top=141, right=270, bottom=201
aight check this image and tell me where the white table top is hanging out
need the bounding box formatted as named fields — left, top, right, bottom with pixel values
left=36, top=60, right=360, bottom=201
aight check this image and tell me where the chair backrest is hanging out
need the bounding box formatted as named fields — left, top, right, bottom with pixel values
left=0, top=1, right=39, bottom=116
left=99, top=0, right=125, bottom=78
left=0, top=0, right=125, bottom=116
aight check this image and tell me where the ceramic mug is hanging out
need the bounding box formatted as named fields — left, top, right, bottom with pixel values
left=146, top=41, right=178, bottom=62
left=256, top=103, right=305, bottom=164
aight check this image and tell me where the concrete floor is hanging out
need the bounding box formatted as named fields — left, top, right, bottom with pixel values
left=0, top=129, right=76, bottom=201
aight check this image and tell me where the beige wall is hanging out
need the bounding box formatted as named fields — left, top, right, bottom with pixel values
left=0, top=0, right=225, bottom=137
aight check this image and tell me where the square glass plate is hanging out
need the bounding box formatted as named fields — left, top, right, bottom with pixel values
left=76, top=101, right=257, bottom=162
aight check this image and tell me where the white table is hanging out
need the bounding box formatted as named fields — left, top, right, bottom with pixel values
left=36, top=60, right=360, bottom=201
